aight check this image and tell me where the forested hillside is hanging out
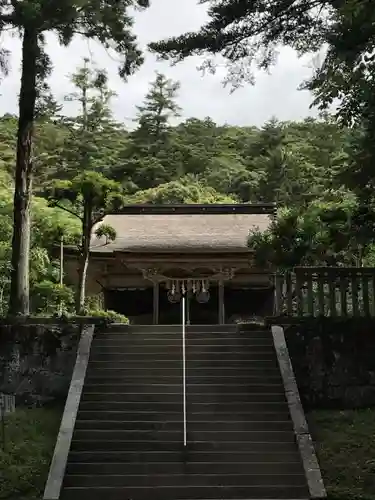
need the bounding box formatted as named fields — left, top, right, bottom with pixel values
left=0, top=61, right=371, bottom=315
left=0, top=69, right=351, bottom=206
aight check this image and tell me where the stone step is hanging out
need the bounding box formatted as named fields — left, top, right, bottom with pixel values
left=105, top=325, right=239, bottom=334
left=80, top=392, right=286, bottom=404
left=66, top=460, right=304, bottom=476
left=89, top=352, right=277, bottom=362
left=60, top=324, right=310, bottom=500
left=92, top=337, right=274, bottom=347
left=74, top=419, right=294, bottom=432
left=92, top=339, right=274, bottom=348
left=93, top=334, right=273, bottom=342
left=70, top=439, right=298, bottom=452
left=84, top=373, right=283, bottom=384
left=85, top=366, right=281, bottom=378
left=68, top=449, right=301, bottom=463
left=78, top=401, right=288, bottom=412
left=90, top=344, right=275, bottom=354
left=83, top=383, right=284, bottom=394
left=100, top=324, right=261, bottom=332
left=88, top=359, right=279, bottom=368
left=73, top=429, right=295, bottom=443
left=76, top=410, right=291, bottom=422
left=63, top=472, right=307, bottom=488
left=97, top=331, right=271, bottom=340
left=60, top=484, right=309, bottom=499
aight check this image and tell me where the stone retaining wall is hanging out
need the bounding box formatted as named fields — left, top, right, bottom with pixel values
left=0, top=324, right=81, bottom=406
left=2, top=318, right=375, bottom=410
left=285, top=318, right=375, bottom=409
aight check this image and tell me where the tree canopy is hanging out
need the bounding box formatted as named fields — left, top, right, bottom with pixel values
left=0, top=58, right=373, bottom=315
left=149, top=0, right=334, bottom=88
left=147, top=0, right=375, bottom=272
left=149, top=2, right=375, bottom=197
left=149, top=0, right=374, bottom=95
left=2, top=0, right=150, bottom=315
left=48, top=171, right=123, bottom=312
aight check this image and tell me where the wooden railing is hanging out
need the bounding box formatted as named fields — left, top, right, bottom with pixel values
left=274, top=267, right=375, bottom=317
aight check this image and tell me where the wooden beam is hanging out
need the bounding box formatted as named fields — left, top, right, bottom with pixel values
left=218, top=280, right=225, bottom=325
left=153, top=282, right=159, bottom=325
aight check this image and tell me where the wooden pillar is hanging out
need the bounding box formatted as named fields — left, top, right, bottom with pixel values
left=153, top=281, right=159, bottom=325
left=218, top=280, right=225, bottom=324
left=186, top=292, right=191, bottom=325
left=274, top=274, right=283, bottom=316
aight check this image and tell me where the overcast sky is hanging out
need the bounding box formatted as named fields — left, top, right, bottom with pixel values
left=0, top=0, right=318, bottom=127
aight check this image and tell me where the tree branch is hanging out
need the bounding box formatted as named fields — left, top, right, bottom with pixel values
left=54, top=202, right=82, bottom=220
left=92, top=213, right=107, bottom=225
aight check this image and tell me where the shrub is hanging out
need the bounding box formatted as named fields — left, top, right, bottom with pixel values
left=31, top=281, right=75, bottom=315
left=86, top=309, right=129, bottom=324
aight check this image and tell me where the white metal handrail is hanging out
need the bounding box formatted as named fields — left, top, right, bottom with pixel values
left=182, top=294, right=187, bottom=447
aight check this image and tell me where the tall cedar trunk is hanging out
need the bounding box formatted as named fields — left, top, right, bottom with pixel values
left=8, top=28, right=38, bottom=316
left=76, top=204, right=92, bottom=313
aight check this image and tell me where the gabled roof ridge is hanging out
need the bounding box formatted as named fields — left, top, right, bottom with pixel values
left=109, top=203, right=276, bottom=216
left=89, top=212, right=273, bottom=254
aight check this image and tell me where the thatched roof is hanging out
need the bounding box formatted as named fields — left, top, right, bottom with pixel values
left=90, top=204, right=275, bottom=254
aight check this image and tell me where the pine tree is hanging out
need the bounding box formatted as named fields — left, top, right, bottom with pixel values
left=132, top=72, right=181, bottom=151
left=113, top=73, right=182, bottom=191
left=48, top=171, right=124, bottom=312
left=61, top=58, right=119, bottom=179
left=149, top=0, right=375, bottom=205
left=1, top=0, right=149, bottom=315
left=149, top=0, right=374, bottom=102
left=149, top=0, right=333, bottom=88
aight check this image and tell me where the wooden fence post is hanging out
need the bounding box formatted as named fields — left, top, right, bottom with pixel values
left=286, top=272, right=293, bottom=315
left=282, top=267, right=375, bottom=319
left=295, top=270, right=304, bottom=316
left=274, top=274, right=283, bottom=316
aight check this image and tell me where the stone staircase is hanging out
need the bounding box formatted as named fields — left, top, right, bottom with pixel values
left=59, top=324, right=314, bottom=499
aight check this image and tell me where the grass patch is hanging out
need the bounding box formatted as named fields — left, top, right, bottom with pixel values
left=309, top=408, right=375, bottom=500
left=0, top=405, right=62, bottom=499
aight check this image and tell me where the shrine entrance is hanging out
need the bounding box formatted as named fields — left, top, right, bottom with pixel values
left=139, top=267, right=228, bottom=326
left=189, top=285, right=219, bottom=325
left=158, top=280, right=220, bottom=325
left=103, top=263, right=275, bottom=325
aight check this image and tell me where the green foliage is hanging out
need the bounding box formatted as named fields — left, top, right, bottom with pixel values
left=149, top=0, right=333, bottom=88
left=86, top=309, right=129, bottom=324
left=0, top=114, right=17, bottom=177
left=310, top=408, right=375, bottom=500
left=0, top=164, right=80, bottom=316
left=47, top=170, right=124, bottom=312
left=132, top=72, right=181, bottom=147
left=59, top=59, right=127, bottom=181
left=95, top=224, right=117, bottom=244
left=0, top=1, right=151, bottom=80
left=48, top=171, right=124, bottom=221
left=0, top=61, right=372, bottom=316
left=32, top=281, right=75, bottom=315
left=0, top=406, right=62, bottom=499
left=248, top=191, right=375, bottom=269
left=112, top=72, right=182, bottom=189
left=128, top=176, right=237, bottom=204
left=31, top=196, right=80, bottom=248
left=149, top=0, right=373, bottom=102
left=3, top=0, right=151, bottom=316
left=149, top=0, right=375, bottom=206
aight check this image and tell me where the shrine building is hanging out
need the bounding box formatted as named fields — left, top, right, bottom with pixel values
left=64, top=203, right=277, bottom=324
